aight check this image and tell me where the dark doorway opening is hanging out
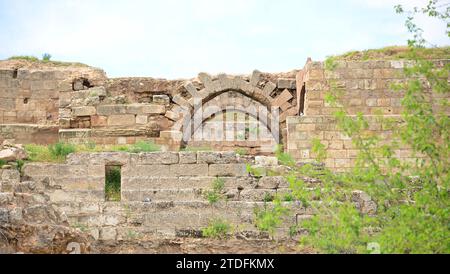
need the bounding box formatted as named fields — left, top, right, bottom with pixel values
left=105, top=165, right=121, bottom=201
left=299, top=84, right=306, bottom=115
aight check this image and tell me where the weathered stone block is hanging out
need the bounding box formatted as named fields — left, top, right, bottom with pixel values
left=153, top=94, right=170, bottom=105
left=91, top=115, right=107, bottom=127
left=1, top=169, right=20, bottom=183
left=257, top=176, right=287, bottom=189
left=0, top=208, right=9, bottom=223
left=100, top=227, right=117, bottom=241
left=240, top=189, right=276, bottom=201
left=139, top=152, right=179, bottom=165
left=107, top=114, right=135, bottom=126
left=122, top=164, right=170, bottom=177
left=208, top=164, right=248, bottom=177
left=179, top=151, right=197, bottom=164
left=0, top=193, right=13, bottom=205
left=169, top=164, right=208, bottom=177
left=165, top=111, right=180, bottom=121
left=135, top=115, right=148, bottom=124
left=277, top=78, right=296, bottom=89
left=72, top=106, right=96, bottom=117
left=197, top=151, right=237, bottom=164
left=255, top=156, right=278, bottom=166
left=8, top=207, right=23, bottom=223
left=250, top=70, right=262, bottom=86
left=352, top=190, right=377, bottom=215
left=126, top=104, right=165, bottom=115
left=160, top=131, right=183, bottom=141
left=88, top=152, right=131, bottom=165
left=97, top=105, right=127, bottom=115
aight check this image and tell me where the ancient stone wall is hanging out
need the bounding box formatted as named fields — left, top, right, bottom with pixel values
left=15, top=152, right=302, bottom=241
left=0, top=60, right=299, bottom=152
left=0, top=60, right=106, bottom=144
left=289, top=59, right=449, bottom=170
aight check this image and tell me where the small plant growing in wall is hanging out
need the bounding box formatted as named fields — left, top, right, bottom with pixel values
left=202, top=218, right=232, bottom=239
left=126, top=229, right=139, bottom=240
left=235, top=148, right=248, bottom=156
left=246, top=164, right=265, bottom=178
left=204, top=177, right=226, bottom=205
left=253, top=197, right=289, bottom=239
left=275, top=145, right=296, bottom=167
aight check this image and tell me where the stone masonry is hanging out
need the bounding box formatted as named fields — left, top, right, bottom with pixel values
left=8, top=152, right=306, bottom=242
left=1, top=58, right=448, bottom=169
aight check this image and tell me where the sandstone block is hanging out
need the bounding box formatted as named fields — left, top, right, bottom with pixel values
left=88, top=152, right=131, bottom=165
left=0, top=147, right=28, bottom=162
left=197, top=151, right=237, bottom=164
left=208, top=164, right=248, bottom=177
left=122, top=164, right=170, bottom=177
left=139, top=152, right=179, bottom=165
left=257, top=176, right=287, bottom=189
left=165, top=111, right=180, bottom=121
left=179, top=151, right=197, bottom=164
left=0, top=208, right=9, bottom=223
left=277, top=78, right=296, bottom=89
left=107, top=114, right=135, bottom=126
left=255, top=156, right=278, bottom=166
left=91, top=115, right=107, bottom=127
left=250, top=70, right=262, bottom=87
left=240, top=189, right=276, bottom=201
left=153, top=94, right=170, bottom=105
left=88, top=86, right=107, bottom=97
left=97, top=105, right=127, bottom=115
left=160, top=131, right=183, bottom=141
left=136, top=115, right=148, bottom=124
left=72, top=106, right=96, bottom=117
left=126, top=104, right=165, bottom=115
left=169, top=164, right=208, bottom=177
left=100, top=227, right=117, bottom=241
left=262, top=82, right=276, bottom=96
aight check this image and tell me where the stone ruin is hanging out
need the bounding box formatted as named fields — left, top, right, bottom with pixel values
left=0, top=57, right=448, bottom=253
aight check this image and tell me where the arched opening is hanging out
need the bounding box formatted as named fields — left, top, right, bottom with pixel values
left=185, top=110, right=278, bottom=155
left=181, top=90, right=279, bottom=155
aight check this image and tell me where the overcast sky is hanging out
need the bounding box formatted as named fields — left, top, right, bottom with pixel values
left=0, top=0, right=448, bottom=78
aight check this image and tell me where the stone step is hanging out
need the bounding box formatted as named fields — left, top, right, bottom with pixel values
left=58, top=200, right=316, bottom=241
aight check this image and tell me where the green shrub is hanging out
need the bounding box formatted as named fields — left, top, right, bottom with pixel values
left=42, top=53, right=52, bottom=61
left=182, top=146, right=212, bottom=152
left=48, top=142, right=76, bottom=159
left=254, top=198, right=289, bottom=237
left=127, top=141, right=160, bottom=153
left=283, top=193, right=294, bottom=202
left=246, top=164, right=265, bottom=177
left=8, top=55, right=39, bottom=62
left=202, top=219, right=231, bottom=238
left=25, top=144, right=61, bottom=163
left=275, top=145, right=295, bottom=166
left=204, top=177, right=225, bottom=205
left=0, top=160, right=7, bottom=168
left=235, top=148, right=248, bottom=156
left=292, top=1, right=450, bottom=254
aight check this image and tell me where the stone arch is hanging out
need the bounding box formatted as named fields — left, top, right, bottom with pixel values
left=170, top=71, right=297, bottom=150
left=186, top=92, right=280, bottom=142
